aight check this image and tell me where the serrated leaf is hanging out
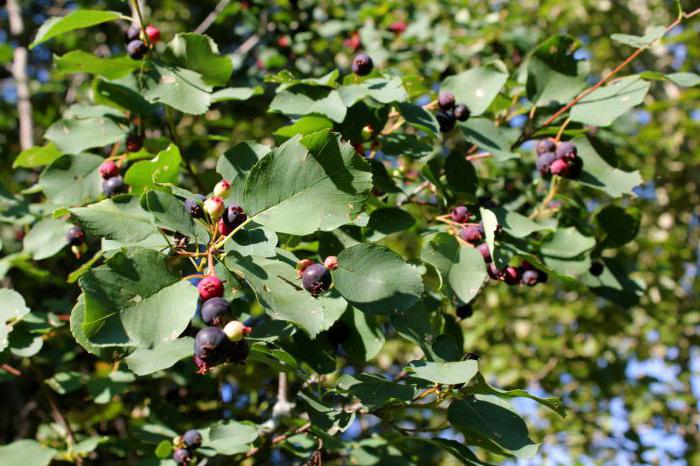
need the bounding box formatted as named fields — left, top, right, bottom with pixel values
left=406, top=359, right=479, bottom=385
left=337, top=373, right=417, bottom=410
left=45, top=116, right=127, bottom=154
left=575, top=137, right=643, bottom=197
left=459, top=118, right=519, bottom=161
left=125, top=144, right=181, bottom=193
left=440, top=67, right=508, bottom=116
left=55, top=51, right=139, bottom=79
left=338, top=77, right=408, bottom=106
left=343, top=307, right=385, bottom=360
left=23, top=218, right=72, bottom=260
left=125, top=337, right=194, bottom=375
left=142, top=190, right=205, bottom=242
left=13, top=143, right=62, bottom=169
left=269, top=87, right=347, bottom=123
left=224, top=223, right=278, bottom=257
left=40, top=153, right=103, bottom=206
left=166, top=33, right=233, bottom=86
left=274, top=116, right=334, bottom=141
left=216, top=141, right=271, bottom=204
left=398, top=102, right=439, bottom=137
left=610, top=25, right=665, bottom=48
left=488, top=207, right=554, bottom=238
left=333, top=243, right=423, bottom=314
left=143, top=63, right=213, bottom=115
left=526, top=35, right=588, bottom=106
left=570, top=76, right=650, bottom=126
left=595, top=205, right=640, bottom=248
left=31, top=10, right=122, bottom=48
left=242, top=131, right=372, bottom=235
left=212, top=86, right=263, bottom=102
left=70, top=195, right=158, bottom=243
left=70, top=294, right=126, bottom=358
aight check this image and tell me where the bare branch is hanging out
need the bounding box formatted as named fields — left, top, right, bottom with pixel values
left=194, top=0, right=232, bottom=34
left=7, top=0, right=34, bottom=151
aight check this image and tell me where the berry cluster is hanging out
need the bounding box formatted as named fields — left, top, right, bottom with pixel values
left=436, top=91, right=471, bottom=132
left=172, top=429, right=202, bottom=465
left=487, top=260, right=548, bottom=287
left=99, top=160, right=127, bottom=196
left=124, top=23, right=160, bottom=60
left=194, top=276, right=252, bottom=373
left=184, top=180, right=246, bottom=236
left=535, top=139, right=583, bottom=178
left=297, top=256, right=337, bottom=296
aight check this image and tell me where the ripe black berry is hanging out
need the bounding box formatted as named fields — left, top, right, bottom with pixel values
left=65, top=226, right=85, bottom=246
left=125, top=25, right=141, bottom=42
left=125, top=134, right=144, bottom=152
left=352, top=53, right=373, bottom=76
left=302, top=263, right=332, bottom=296
left=200, top=297, right=231, bottom=326
left=182, top=429, right=202, bottom=449
left=589, top=261, right=604, bottom=276
left=555, top=141, right=577, bottom=161
left=536, top=139, right=556, bottom=155
left=456, top=304, right=473, bottom=319
left=536, top=152, right=556, bottom=176
left=172, top=448, right=192, bottom=465
left=222, top=204, right=247, bottom=230
left=453, top=104, right=471, bottom=122
left=436, top=111, right=456, bottom=133
left=184, top=198, right=204, bottom=219
left=127, top=39, right=148, bottom=60
left=438, top=91, right=455, bottom=111
left=193, top=326, right=249, bottom=373
left=102, top=176, right=126, bottom=196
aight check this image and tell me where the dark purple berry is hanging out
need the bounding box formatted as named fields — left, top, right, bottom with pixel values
left=222, top=204, right=247, bottom=229
left=126, top=134, right=144, bottom=152
left=102, top=176, right=126, bottom=196
left=460, top=225, right=482, bottom=244
left=536, top=152, right=556, bottom=176
left=127, top=39, right=148, bottom=60
left=456, top=305, right=473, bottom=319
left=450, top=205, right=470, bottom=223
left=487, top=263, right=501, bottom=280
left=194, top=327, right=228, bottom=370
left=436, top=111, right=456, bottom=133
left=200, top=297, right=231, bottom=326
left=536, top=139, right=556, bottom=155
left=302, top=263, right=332, bottom=296
left=477, top=243, right=492, bottom=263
left=352, top=53, right=373, bottom=76
left=503, top=266, right=521, bottom=285
left=521, top=269, right=539, bottom=286
left=589, top=261, right=604, bottom=276
left=453, top=104, right=470, bottom=121
left=182, top=430, right=202, bottom=449
left=172, top=448, right=192, bottom=465
left=125, top=25, right=141, bottom=42
left=555, top=141, right=577, bottom=161
left=65, top=226, right=85, bottom=246
left=438, top=91, right=455, bottom=111
left=184, top=198, right=204, bottom=219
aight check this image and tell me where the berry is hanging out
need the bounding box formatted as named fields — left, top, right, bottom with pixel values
left=145, top=24, right=161, bottom=44
left=65, top=226, right=85, bottom=246
left=487, top=263, right=501, bottom=280
left=194, top=327, right=227, bottom=363
left=127, top=39, right=148, bottom=60
left=536, top=152, right=556, bottom=176
left=103, top=176, right=126, bottom=196
left=459, top=225, right=483, bottom=244
left=99, top=160, right=119, bottom=179
left=198, top=276, right=224, bottom=301
left=589, top=261, right=604, bottom=276
left=549, top=158, right=571, bottom=177
left=456, top=304, right=473, bottom=319
left=388, top=21, right=407, bottom=34
left=436, top=111, right=456, bottom=133
left=218, top=218, right=233, bottom=236
left=555, top=141, right=577, bottom=161
left=477, top=243, right=492, bottom=263
left=213, top=179, right=231, bottom=198
left=503, top=266, right=521, bottom=286
left=200, top=297, right=231, bottom=326
left=223, top=320, right=252, bottom=342
left=352, top=53, right=373, bottom=76
left=453, top=104, right=471, bottom=122
left=222, top=204, right=247, bottom=230
left=172, top=448, right=192, bottom=465
left=203, top=197, right=225, bottom=219
left=301, top=263, right=332, bottom=296
left=536, top=139, right=556, bottom=155
left=125, top=134, right=143, bottom=152
left=538, top=270, right=549, bottom=284
left=296, top=259, right=315, bottom=278
left=450, top=206, right=470, bottom=223
left=323, top=256, right=339, bottom=271
left=184, top=198, right=204, bottom=219
left=182, top=430, right=202, bottom=449
left=125, top=25, right=141, bottom=42
left=438, top=91, right=455, bottom=111
left=521, top=269, right=539, bottom=286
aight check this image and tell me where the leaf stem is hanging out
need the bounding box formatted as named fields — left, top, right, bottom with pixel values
left=213, top=217, right=253, bottom=250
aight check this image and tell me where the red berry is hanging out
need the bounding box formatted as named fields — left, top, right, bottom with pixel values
left=388, top=21, right=407, bottom=34
left=503, top=266, right=521, bottom=285
left=549, top=158, right=570, bottom=177
left=218, top=218, right=233, bottom=236
left=99, top=160, right=119, bottom=179
left=198, top=276, right=224, bottom=301
left=145, top=24, right=160, bottom=44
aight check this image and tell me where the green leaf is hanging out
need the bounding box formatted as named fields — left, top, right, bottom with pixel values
left=224, top=252, right=346, bottom=337
left=143, top=64, right=213, bottom=115
left=242, top=131, right=372, bottom=235
left=125, top=144, right=181, bottom=193
left=142, top=190, right=204, bottom=241
left=526, top=35, right=588, bottom=106
left=411, top=438, right=494, bottom=466
left=55, top=51, right=139, bottom=79
left=440, top=67, right=508, bottom=116
left=23, top=218, right=72, bottom=260
left=487, top=207, right=554, bottom=238
left=575, top=137, right=643, bottom=197
left=298, top=391, right=356, bottom=432
left=13, top=143, right=62, bottom=169
left=46, top=371, right=85, bottom=394
left=207, top=420, right=258, bottom=455
left=31, top=10, right=123, bottom=49
left=166, top=33, right=233, bottom=86
left=224, top=223, right=278, bottom=258
left=337, top=373, right=417, bottom=410
left=40, top=153, right=103, bottom=206
left=0, top=289, right=30, bottom=352
left=269, top=87, right=347, bottom=123
left=343, top=307, right=385, bottom=360
left=378, top=133, right=434, bottom=159
left=45, top=116, right=127, bottom=154
left=154, top=440, right=173, bottom=459
left=610, top=25, right=665, bottom=48
left=463, top=373, right=567, bottom=417
left=333, top=243, right=424, bottom=314
left=570, top=76, right=651, bottom=126
left=0, top=440, right=57, bottom=466
left=595, top=205, right=640, bottom=247
left=540, top=227, right=595, bottom=259
left=338, top=77, right=408, bottom=106
left=459, top=118, right=519, bottom=161
left=580, top=257, right=644, bottom=307
left=94, top=75, right=157, bottom=115
left=448, top=396, right=539, bottom=459
left=216, top=141, right=271, bottom=203
left=666, top=72, right=700, bottom=87
left=125, top=337, right=194, bottom=375
left=212, top=86, right=264, bottom=102
left=422, top=233, right=487, bottom=304
left=366, top=207, right=415, bottom=238
left=445, top=151, right=478, bottom=195
left=70, top=195, right=158, bottom=243
left=70, top=294, right=124, bottom=358
left=274, top=116, right=334, bottom=141
left=406, top=360, right=479, bottom=385
left=398, top=102, right=439, bottom=137
left=79, top=248, right=197, bottom=348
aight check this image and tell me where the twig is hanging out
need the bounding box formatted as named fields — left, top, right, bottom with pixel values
left=129, top=0, right=151, bottom=46
left=1, top=363, right=23, bottom=377
left=554, top=117, right=571, bottom=142
left=194, top=0, right=232, bottom=34
left=529, top=176, right=561, bottom=219
left=245, top=422, right=313, bottom=458
left=466, top=152, right=492, bottom=161
left=7, top=0, right=33, bottom=151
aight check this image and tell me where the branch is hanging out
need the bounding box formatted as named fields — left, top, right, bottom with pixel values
left=194, top=0, right=232, bottom=34
left=245, top=422, right=312, bottom=458
left=7, top=0, right=34, bottom=151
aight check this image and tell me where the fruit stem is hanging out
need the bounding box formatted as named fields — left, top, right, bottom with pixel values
left=529, top=176, right=561, bottom=219
left=554, top=117, right=571, bottom=142
left=129, top=0, right=151, bottom=47
left=213, top=217, right=252, bottom=250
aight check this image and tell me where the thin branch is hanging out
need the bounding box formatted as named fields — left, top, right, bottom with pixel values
left=245, top=422, right=313, bottom=458
left=7, top=0, right=33, bottom=151
left=194, top=0, right=232, bottom=34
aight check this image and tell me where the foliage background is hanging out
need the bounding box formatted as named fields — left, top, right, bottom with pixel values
left=0, top=0, right=698, bottom=465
